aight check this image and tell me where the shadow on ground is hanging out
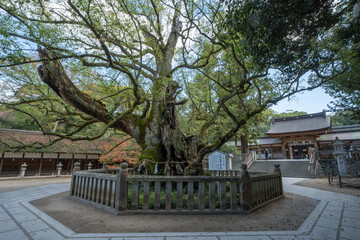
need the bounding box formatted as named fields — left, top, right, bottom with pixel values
left=294, top=178, right=360, bottom=197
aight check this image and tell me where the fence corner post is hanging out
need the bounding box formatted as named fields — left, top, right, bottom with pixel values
left=274, top=164, right=281, bottom=174
left=70, top=162, right=80, bottom=196
left=240, top=163, right=251, bottom=211
left=115, top=162, right=128, bottom=211
left=73, top=162, right=81, bottom=172
left=274, top=164, right=284, bottom=196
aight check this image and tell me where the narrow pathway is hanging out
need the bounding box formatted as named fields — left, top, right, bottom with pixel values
left=0, top=178, right=359, bottom=240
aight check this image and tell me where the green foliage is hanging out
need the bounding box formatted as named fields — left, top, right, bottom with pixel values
left=0, top=110, right=40, bottom=130
left=331, top=111, right=360, bottom=127
left=224, top=0, right=337, bottom=74
left=323, top=8, right=360, bottom=120
left=219, top=144, right=238, bottom=154
left=224, top=0, right=360, bottom=121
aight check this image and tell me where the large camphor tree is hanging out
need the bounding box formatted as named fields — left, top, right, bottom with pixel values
left=0, top=0, right=356, bottom=174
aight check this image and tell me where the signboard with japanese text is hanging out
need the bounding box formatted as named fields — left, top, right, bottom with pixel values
left=208, top=151, right=227, bottom=170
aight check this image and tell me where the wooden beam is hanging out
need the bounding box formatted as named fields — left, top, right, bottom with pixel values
left=70, top=154, right=74, bottom=174
left=38, top=153, right=44, bottom=176
left=53, top=153, right=60, bottom=176
left=85, top=154, right=88, bottom=170
left=282, top=142, right=287, bottom=159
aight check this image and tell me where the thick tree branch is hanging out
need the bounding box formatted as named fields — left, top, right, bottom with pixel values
left=37, top=46, right=111, bottom=124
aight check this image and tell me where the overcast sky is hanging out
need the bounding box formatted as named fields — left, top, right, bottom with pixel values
left=271, top=87, right=335, bottom=114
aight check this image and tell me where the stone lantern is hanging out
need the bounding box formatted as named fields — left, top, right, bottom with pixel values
left=56, top=162, right=63, bottom=177
left=19, top=162, right=28, bottom=178
left=87, top=162, right=93, bottom=170
left=332, top=137, right=348, bottom=177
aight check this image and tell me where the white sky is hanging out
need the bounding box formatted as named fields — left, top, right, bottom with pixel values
left=271, top=87, right=334, bottom=114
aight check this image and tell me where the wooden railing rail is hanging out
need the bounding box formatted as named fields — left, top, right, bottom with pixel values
left=208, top=169, right=268, bottom=177
left=70, top=163, right=283, bottom=214
left=208, top=170, right=241, bottom=176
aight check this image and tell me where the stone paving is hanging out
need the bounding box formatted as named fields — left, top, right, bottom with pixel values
left=0, top=178, right=359, bottom=240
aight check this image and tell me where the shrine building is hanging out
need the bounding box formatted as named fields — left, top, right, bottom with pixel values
left=253, top=112, right=360, bottom=159
left=0, top=128, right=101, bottom=177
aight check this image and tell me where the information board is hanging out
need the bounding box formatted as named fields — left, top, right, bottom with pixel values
left=208, top=151, right=227, bottom=170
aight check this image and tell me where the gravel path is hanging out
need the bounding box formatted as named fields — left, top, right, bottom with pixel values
left=0, top=177, right=71, bottom=194
left=0, top=177, right=359, bottom=239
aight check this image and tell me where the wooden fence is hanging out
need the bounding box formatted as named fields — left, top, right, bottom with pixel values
left=70, top=163, right=283, bottom=214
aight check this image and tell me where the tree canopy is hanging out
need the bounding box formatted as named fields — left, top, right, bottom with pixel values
left=0, top=0, right=358, bottom=175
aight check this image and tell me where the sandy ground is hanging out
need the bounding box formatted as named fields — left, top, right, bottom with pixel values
left=31, top=191, right=319, bottom=233
left=0, top=177, right=71, bottom=194
left=5, top=178, right=350, bottom=233
left=294, top=178, right=360, bottom=197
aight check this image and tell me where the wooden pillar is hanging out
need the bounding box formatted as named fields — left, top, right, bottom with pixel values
left=66, top=159, right=70, bottom=175
left=84, top=154, right=88, bottom=170
left=38, top=153, right=43, bottom=176
left=257, top=149, right=262, bottom=160
left=0, top=152, right=4, bottom=176
left=314, top=141, right=319, bottom=149
left=70, top=154, right=74, bottom=174
left=115, top=163, right=128, bottom=211
left=96, top=154, right=100, bottom=169
left=282, top=142, right=287, bottom=159
left=53, top=153, right=60, bottom=176
left=240, top=164, right=251, bottom=210
left=288, top=144, right=293, bottom=159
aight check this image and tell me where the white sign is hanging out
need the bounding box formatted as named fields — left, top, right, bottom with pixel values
left=208, top=151, right=227, bottom=170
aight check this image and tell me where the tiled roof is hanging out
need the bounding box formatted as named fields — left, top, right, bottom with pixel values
left=267, top=112, right=331, bottom=135
left=0, top=128, right=102, bottom=154
left=331, top=125, right=360, bottom=132
left=317, top=131, right=360, bottom=142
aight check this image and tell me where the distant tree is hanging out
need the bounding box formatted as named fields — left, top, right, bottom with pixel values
left=225, top=0, right=359, bottom=119
left=331, top=111, right=360, bottom=127
left=0, top=110, right=39, bottom=130
left=323, top=1, right=360, bottom=120
left=98, top=135, right=140, bottom=166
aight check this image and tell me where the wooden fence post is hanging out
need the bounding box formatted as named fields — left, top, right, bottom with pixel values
left=70, top=162, right=80, bottom=196
left=274, top=164, right=283, bottom=195
left=115, top=163, right=128, bottom=211
left=240, top=163, right=251, bottom=210
left=73, top=162, right=81, bottom=172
